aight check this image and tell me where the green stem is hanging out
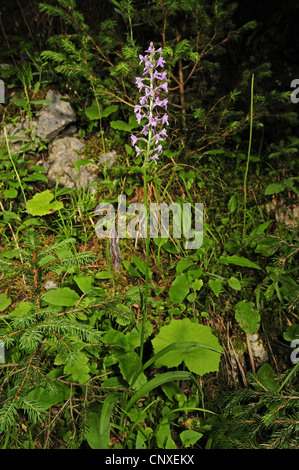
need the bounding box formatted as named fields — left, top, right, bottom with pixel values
left=243, top=73, right=254, bottom=239
left=139, top=164, right=150, bottom=365
left=278, top=361, right=299, bottom=393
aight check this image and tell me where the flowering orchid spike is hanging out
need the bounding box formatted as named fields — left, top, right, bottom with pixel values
left=131, top=43, right=168, bottom=164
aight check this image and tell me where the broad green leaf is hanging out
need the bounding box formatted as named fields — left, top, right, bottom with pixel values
left=95, top=271, right=113, bottom=279
left=25, top=382, right=70, bottom=409
left=102, top=329, right=135, bottom=352
left=156, top=421, right=176, bottom=449
left=84, top=395, right=117, bottom=449
left=235, top=300, right=260, bottom=334
left=110, top=116, right=139, bottom=132
left=209, top=278, right=222, bottom=297
left=26, top=190, right=63, bottom=216
left=176, top=258, right=194, bottom=273
left=118, top=351, right=147, bottom=390
left=283, top=324, right=299, bottom=342
left=23, top=172, right=48, bottom=183
left=161, top=381, right=180, bottom=402
left=42, top=287, right=80, bottom=306
left=228, top=276, right=241, bottom=291
left=73, top=275, right=93, bottom=293
left=152, top=319, right=223, bottom=376
left=4, top=187, right=18, bottom=198
left=0, top=293, right=11, bottom=312
left=10, top=301, right=33, bottom=317
left=29, top=165, right=47, bottom=173
left=131, top=254, right=152, bottom=278
left=264, top=183, right=285, bottom=195
left=253, top=363, right=278, bottom=392
left=180, top=430, right=203, bottom=447
left=219, top=255, right=261, bottom=270
left=2, top=211, right=20, bottom=223
left=123, top=260, right=141, bottom=277
left=136, top=430, right=149, bottom=449
left=187, top=292, right=196, bottom=302
left=85, top=100, right=118, bottom=120
left=191, top=279, right=203, bottom=292
left=169, top=273, right=190, bottom=303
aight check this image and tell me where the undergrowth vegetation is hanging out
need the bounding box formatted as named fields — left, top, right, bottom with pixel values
left=0, top=0, right=298, bottom=449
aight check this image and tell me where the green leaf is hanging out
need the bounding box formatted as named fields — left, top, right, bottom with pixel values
left=73, top=275, right=93, bottom=293
left=12, top=98, right=28, bottom=108
left=235, top=300, right=260, bottom=334
left=153, top=237, right=168, bottom=247
left=0, top=293, right=11, bottom=312
left=63, top=351, right=91, bottom=383
left=85, top=100, right=118, bottom=120
left=123, top=260, right=141, bottom=277
left=29, top=165, right=47, bottom=173
left=23, top=172, right=48, bottom=183
left=85, top=395, right=117, bottom=449
left=25, top=382, right=70, bottom=409
left=118, top=351, right=147, bottom=390
left=264, top=183, right=285, bottom=195
left=176, top=258, right=194, bottom=273
left=249, top=221, right=271, bottom=240
left=283, top=325, right=299, bottom=342
left=219, top=255, right=261, bottom=270
left=95, top=271, right=113, bottom=279
left=228, top=276, right=241, bottom=291
left=253, top=363, right=278, bottom=392
left=152, top=319, right=223, bottom=376
left=180, top=430, right=203, bottom=447
left=169, top=273, right=190, bottom=303
left=42, top=287, right=80, bottom=306
left=26, top=190, right=63, bottom=216
left=10, top=301, right=33, bottom=317
left=74, top=159, right=94, bottom=170
left=191, top=279, right=203, bottom=292
left=125, top=371, right=192, bottom=413
left=110, top=116, right=139, bottom=132
left=4, top=187, right=18, bottom=198
left=156, top=421, right=177, bottom=449
left=208, top=278, right=222, bottom=297
left=131, top=254, right=152, bottom=278
left=228, top=194, right=237, bottom=213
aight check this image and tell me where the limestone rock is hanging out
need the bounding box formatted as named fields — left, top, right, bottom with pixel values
left=35, top=89, right=76, bottom=141
left=46, top=136, right=98, bottom=193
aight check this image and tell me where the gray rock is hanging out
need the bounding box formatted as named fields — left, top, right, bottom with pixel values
left=35, top=90, right=76, bottom=140
left=1, top=89, right=76, bottom=154
left=46, top=136, right=98, bottom=193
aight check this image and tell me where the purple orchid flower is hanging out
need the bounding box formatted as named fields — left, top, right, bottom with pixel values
left=131, top=42, right=168, bottom=164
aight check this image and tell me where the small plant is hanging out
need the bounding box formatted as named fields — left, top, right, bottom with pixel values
left=0, top=229, right=134, bottom=435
